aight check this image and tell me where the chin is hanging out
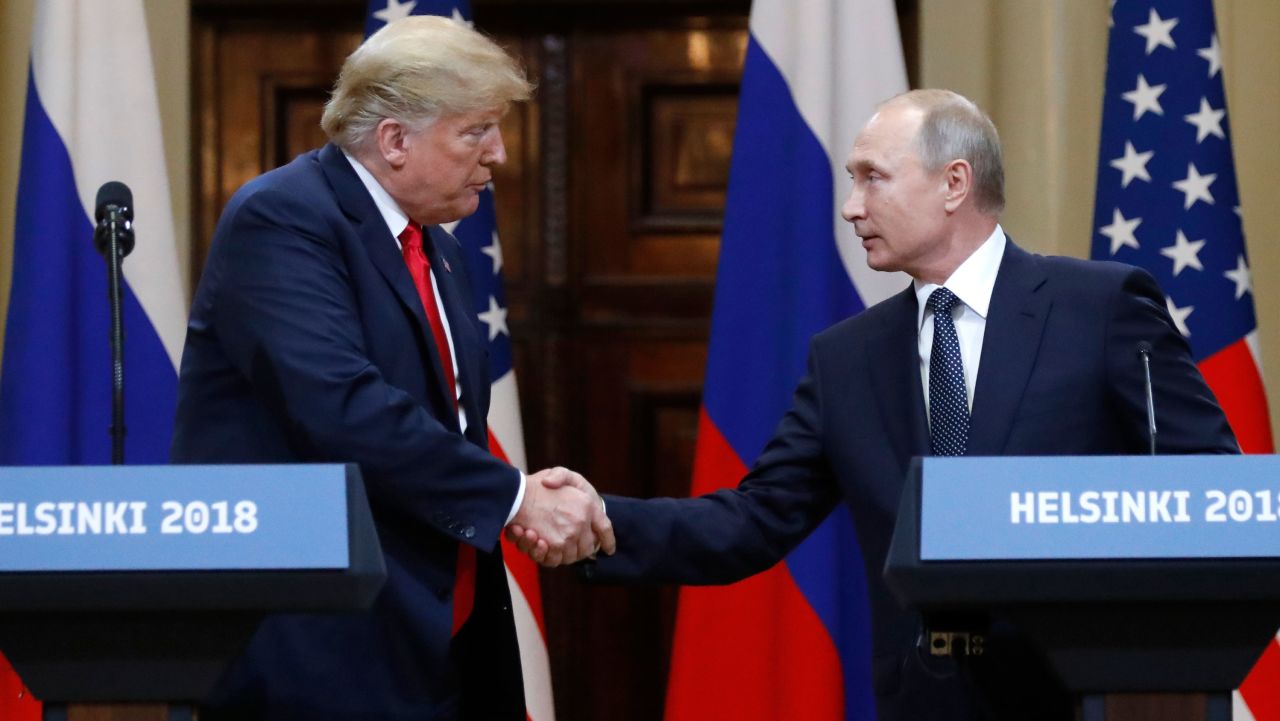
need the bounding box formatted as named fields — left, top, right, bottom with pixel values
left=863, top=250, right=889, bottom=272
left=453, top=200, right=481, bottom=221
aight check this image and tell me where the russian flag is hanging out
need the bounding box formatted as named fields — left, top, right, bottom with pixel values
left=663, top=1, right=906, bottom=719
left=0, top=0, right=185, bottom=712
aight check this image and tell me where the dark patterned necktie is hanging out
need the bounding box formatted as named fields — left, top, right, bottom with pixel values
left=928, top=287, right=969, bottom=456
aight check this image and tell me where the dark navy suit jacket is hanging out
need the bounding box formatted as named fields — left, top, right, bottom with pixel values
left=588, top=241, right=1238, bottom=721
left=172, top=143, right=525, bottom=721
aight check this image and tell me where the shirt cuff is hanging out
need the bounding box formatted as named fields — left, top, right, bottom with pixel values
left=505, top=470, right=527, bottom=525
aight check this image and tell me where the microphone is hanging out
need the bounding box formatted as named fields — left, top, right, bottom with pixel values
left=94, top=181, right=135, bottom=257
left=1136, top=341, right=1157, bottom=455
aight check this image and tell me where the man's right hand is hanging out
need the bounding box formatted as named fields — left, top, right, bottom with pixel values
left=508, top=467, right=614, bottom=567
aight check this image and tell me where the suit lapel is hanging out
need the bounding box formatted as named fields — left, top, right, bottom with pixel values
left=317, top=144, right=462, bottom=428
left=967, top=241, right=1051, bottom=455
left=319, top=144, right=433, bottom=337
left=868, top=286, right=929, bottom=463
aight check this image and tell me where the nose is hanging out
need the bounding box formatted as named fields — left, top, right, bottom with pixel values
left=841, top=182, right=865, bottom=224
left=482, top=129, right=508, bottom=166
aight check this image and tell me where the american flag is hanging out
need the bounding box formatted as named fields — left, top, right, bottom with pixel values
left=1091, top=2, right=1277, bottom=718
left=363, top=4, right=554, bottom=721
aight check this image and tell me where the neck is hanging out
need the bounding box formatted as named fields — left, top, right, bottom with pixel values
left=914, top=217, right=998, bottom=286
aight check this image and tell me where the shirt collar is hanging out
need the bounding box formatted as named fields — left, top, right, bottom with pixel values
left=914, top=224, right=1007, bottom=330
left=343, top=150, right=411, bottom=244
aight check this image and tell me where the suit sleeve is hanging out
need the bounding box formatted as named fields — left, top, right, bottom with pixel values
left=1104, top=267, right=1239, bottom=454
left=209, top=187, right=520, bottom=551
left=587, top=343, right=842, bottom=584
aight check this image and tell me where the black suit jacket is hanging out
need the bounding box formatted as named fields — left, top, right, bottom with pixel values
left=172, top=143, right=525, bottom=721
left=588, top=241, right=1238, bottom=720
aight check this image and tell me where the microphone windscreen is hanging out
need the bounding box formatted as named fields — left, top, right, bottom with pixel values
left=1136, top=340, right=1154, bottom=355
left=94, top=181, right=133, bottom=222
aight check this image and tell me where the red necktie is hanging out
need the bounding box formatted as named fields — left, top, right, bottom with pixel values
left=399, top=223, right=475, bottom=636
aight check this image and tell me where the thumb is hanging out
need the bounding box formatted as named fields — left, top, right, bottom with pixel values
left=536, top=466, right=580, bottom=490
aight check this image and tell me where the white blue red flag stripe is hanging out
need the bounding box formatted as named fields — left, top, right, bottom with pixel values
left=363, top=4, right=552, bottom=720
left=664, top=0, right=906, bottom=719
left=0, top=0, right=186, bottom=714
left=1090, top=2, right=1277, bottom=719
left=1, top=0, right=184, bottom=465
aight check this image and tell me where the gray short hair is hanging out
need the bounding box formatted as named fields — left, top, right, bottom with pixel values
left=885, top=89, right=1005, bottom=215
left=321, top=16, right=532, bottom=151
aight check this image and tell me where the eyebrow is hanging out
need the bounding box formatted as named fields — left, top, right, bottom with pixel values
left=849, top=158, right=881, bottom=174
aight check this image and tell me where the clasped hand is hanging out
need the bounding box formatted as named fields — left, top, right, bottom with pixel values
left=507, top=467, right=614, bottom=567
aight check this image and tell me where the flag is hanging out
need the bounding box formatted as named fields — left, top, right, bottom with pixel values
left=363, top=3, right=554, bottom=720
left=0, top=0, right=186, bottom=715
left=1089, top=2, right=1276, bottom=718
left=663, top=0, right=907, bottom=719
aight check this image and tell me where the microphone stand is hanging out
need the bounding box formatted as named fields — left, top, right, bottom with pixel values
left=1137, top=344, right=1157, bottom=456
left=102, top=208, right=129, bottom=465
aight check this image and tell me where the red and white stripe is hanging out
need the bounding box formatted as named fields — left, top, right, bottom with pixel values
left=1219, top=333, right=1277, bottom=720
left=488, top=371, right=556, bottom=721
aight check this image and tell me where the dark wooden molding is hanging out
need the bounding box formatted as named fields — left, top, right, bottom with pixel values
left=540, top=33, right=570, bottom=288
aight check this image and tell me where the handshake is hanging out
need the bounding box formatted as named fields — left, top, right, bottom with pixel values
left=506, top=467, right=615, bottom=567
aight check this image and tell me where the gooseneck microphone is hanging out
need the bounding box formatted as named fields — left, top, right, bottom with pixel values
left=1136, top=341, right=1157, bottom=456
left=94, top=181, right=135, bottom=464
left=94, top=181, right=135, bottom=257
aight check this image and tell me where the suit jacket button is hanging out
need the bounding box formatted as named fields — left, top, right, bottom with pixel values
left=462, top=526, right=476, bottom=539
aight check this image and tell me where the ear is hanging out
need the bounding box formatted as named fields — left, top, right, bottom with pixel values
left=941, top=159, right=973, bottom=213
left=374, top=118, right=411, bottom=169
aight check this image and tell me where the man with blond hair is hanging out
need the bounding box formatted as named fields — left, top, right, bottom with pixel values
left=173, top=17, right=612, bottom=720
left=515, top=89, right=1237, bottom=719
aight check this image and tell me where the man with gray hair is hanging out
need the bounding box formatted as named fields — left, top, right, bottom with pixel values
left=514, top=89, right=1237, bottom=719
left=172, top=16, right=612, bottom=720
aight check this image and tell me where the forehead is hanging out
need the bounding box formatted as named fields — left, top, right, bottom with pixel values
left=436, top=105, right=505, bottom=127
left=847, top=103, right=924, bottom=169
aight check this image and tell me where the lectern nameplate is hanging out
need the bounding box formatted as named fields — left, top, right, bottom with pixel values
left=0, top=464, right=348, bottom=571
left=920, top=455, right=1280, bottom=561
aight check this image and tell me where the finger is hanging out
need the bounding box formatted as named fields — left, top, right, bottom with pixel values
left=593, top=509, right=617, bottom=555
left=515, top=528, right=540, bottom=556
left=542, top=545, right=565, bottom=568
left=531, top=538, right=550, bottom=564
left=565, top=471, right=589, bottom=491
left=572, top=525, right=594, bottom=563
left=536, top=467, right=572, bottom=490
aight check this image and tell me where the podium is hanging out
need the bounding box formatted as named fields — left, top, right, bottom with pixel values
left=0, top=464, right=386, bottom=721
left=885, top=455, right=1280, bottom=721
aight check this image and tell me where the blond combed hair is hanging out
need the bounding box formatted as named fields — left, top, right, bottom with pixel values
left=321, top=15, right=532, bottom=150
left=885, top=89, right=1006, bottom=215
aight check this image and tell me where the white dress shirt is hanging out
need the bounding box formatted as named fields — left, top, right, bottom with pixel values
left=344, top=152, right=526, bottom=522
left=915, top=225, right=1007, bottom=420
